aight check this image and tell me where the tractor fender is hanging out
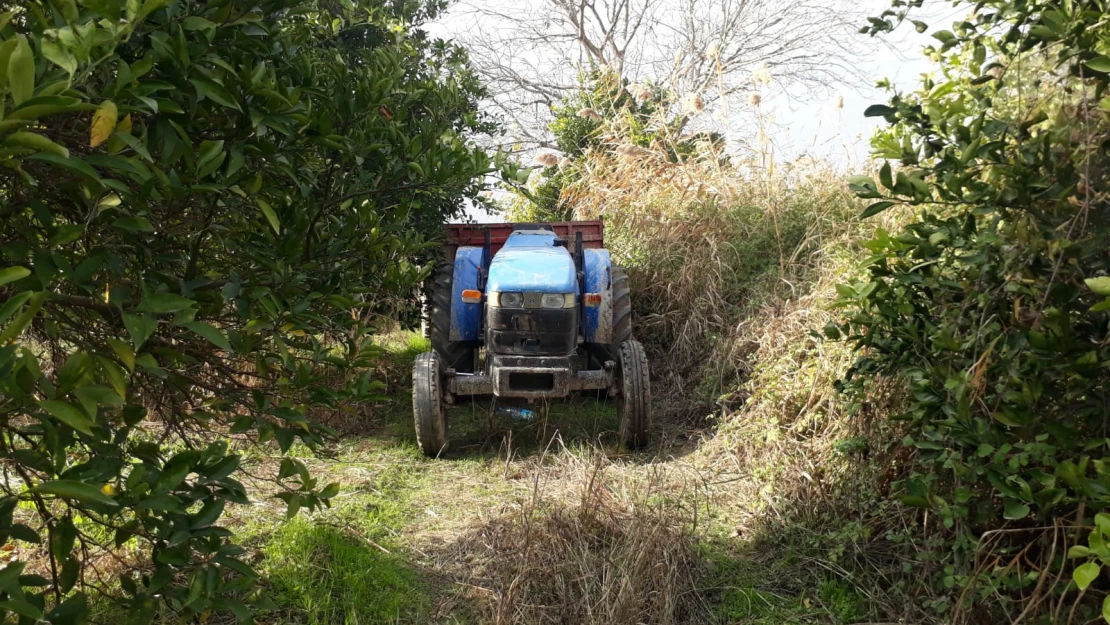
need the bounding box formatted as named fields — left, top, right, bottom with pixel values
left=449, top=246, right=483, bottom=342
left=583, top=248, right=612, bottom=345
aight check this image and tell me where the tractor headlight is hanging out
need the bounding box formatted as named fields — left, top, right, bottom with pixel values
left=497, top=292, right=524, bottom=308
left=541, top=293, right=574, bottom=308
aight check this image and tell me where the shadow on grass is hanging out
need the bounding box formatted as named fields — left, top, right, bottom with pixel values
left=347, top=340, right=691, bottom=463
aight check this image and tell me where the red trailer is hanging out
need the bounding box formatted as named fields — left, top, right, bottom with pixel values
left=444, top=220, right=604, bottom=258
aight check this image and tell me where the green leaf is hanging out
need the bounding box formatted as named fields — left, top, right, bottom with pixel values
left=40, top=37, right=77, bottom=76
left=59, top=556, right=78, bottom=593
left=185, top=321, right=231, bottom=350
left=0, top=599, right=42, bottom=620
left=0, top=266, right=30, bottom=286
left=4, top=131, right=69, bottom=157
left=9, top=524, right=41, bottom=544
left=1003, top=502, right=1030, bottom=520
left=155, top=451, right=197, bottom=493
left=1098, top=513, right=1110, bottom=536
left=861, top=201, right=895, bottom=219
left=106, top=337, right=136, bottom=371
left=0, top=562, right=24, bottom=592
left=1069, top=545, right=1091, bottom=559
left=257, top=198, right=281, bottom=235
left=214, top=555, right=257, bottom=580
left=1085, top=56, right=1110, bottom=73
left=0, top=291, right=32, bottom=326
left=1102, top=594, right=1110, bottom=623
left=7, top=96, right=93, bottom=121
left=285, top=493, right=301, bottom=519
left=900, top=495, right=930, bottom=508
left=29, top=480, right=119, bottom=506
left=182, top=16, right=216, bottom=30
left=122, top=313, right=158, bottom=349
left=879, top=162, right=893, bottom=190
left=0, top=291, right=44, bottom=345
left=8, top=35, right=34, bottom=106
left=0, top=39, right=16, bottom=90
left=45, top=592, right=87, bottom=624
left=138, top=293, right=195, bottom=314
left=863, top=104, right=896, bottom=118
left=27, top=152, right=101, bottom=181
left=197, top=139, right=225, bottom=170
left=37, top=400, right=94, bottom=435
left=1085, top=277, right=1110, bottom=296
left=74, top=385, right=125, bottom=409
left=1074, top=561, right=1101, bottom=590
left=190, top=77, right=240, bottom=111
left=112, top=216, right=154, bottom=232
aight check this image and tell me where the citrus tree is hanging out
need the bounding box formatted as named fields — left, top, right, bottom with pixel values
left=0, top=0, right=494, bottom=622
left=836, top=0, right=1110, bottom=619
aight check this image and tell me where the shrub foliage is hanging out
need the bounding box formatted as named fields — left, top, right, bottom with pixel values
left=0, top=0, right=492, bottom=622
left=837, top=0, right=1110, bottom=618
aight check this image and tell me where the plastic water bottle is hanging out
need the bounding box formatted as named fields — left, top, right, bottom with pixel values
left=496, top=406, right=535, bottom=422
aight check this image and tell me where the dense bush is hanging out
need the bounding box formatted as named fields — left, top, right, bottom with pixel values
left=834, top=0, right=1110, bottom=619
left=0, top=0, right=492, bottom=622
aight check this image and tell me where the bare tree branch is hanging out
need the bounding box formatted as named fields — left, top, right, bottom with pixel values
left=440, top=0, right=882, bottom=142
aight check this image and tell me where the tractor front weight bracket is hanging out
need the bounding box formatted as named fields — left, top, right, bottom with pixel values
left=448, top=356, right=612, bottom=400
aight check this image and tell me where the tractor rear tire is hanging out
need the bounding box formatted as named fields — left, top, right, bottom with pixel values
left=427, top=262, right=476, bottom=373
left=413, top=352, right=448, bottom=457
left=609, top=266, right=633, bottom=359
left=616, top=339, right=651, bottom=449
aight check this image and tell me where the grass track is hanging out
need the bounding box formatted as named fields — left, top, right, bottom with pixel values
left=224, top=332, right=864, bottom=625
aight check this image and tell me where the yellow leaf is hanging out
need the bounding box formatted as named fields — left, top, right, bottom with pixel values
left=90, top=100, right=119, bottom=147
left=116, top=113, right=133, bottom=135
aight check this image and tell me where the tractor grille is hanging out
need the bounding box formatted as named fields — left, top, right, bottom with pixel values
left=487, top=307, right=576, bottom=356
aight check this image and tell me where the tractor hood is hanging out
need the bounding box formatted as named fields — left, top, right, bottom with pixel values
left=486, top=232, right=577, bottom=294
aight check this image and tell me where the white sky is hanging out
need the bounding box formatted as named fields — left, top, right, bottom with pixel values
left=429, top=1, right=964, bottom=221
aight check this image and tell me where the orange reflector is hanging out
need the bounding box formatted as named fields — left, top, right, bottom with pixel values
left=584, top=293, right=602, bottom=307
left=461, top=289, right=482, bottom=303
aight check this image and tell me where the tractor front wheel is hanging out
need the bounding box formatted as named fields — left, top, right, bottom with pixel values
left=413, top=352, right=448, bottom=457
left=426, top=263, right=476, bottom=372
left=616, top=339, right=651, bottom=449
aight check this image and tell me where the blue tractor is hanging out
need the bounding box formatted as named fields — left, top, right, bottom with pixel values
left=413, top=220, right=650, bottom=456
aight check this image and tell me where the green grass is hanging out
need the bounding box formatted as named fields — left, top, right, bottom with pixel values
left=816, top=575, right=867, bottom=624
left=245, top=465, right=434, bottom=624
left=699, top=541, right=811, bottom=624
left=696, top=539, right=867, bottom=625
left=260, top=520, right=425, bottom=624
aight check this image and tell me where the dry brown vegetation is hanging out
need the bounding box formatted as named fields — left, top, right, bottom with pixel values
left=434, top=450, right=709, bottom=625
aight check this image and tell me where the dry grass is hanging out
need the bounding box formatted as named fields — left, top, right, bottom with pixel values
left=533, top=120, right=926, bottom=619
left=434, top=446, right=712, bottom=625
left=555, top=137, right=871, bottom=421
